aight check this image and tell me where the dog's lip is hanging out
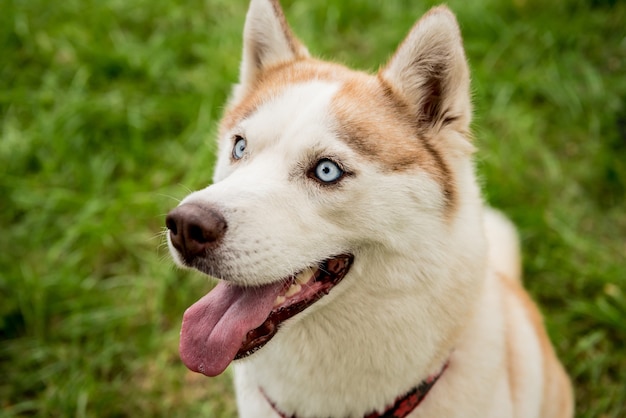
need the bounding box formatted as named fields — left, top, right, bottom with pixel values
left=178, top=254, right=354, bottom=377
left=235, top=254, right=354, bottom=361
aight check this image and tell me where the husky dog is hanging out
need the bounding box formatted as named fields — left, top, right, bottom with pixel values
left=165, top=0, right=574, bottom=416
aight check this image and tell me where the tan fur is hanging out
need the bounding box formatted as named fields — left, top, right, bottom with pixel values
left=236, top=0, right=309, bottom=94
left=502, top=275, right=574, bottom=417
left=331, top=76, right=457, bottom=210
left=380, top=6, right=472, bottom=135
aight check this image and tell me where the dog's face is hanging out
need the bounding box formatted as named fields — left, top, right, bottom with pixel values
left=166, top=0, right=477, bottom=378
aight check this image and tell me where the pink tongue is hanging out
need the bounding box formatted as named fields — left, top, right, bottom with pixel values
left=179, top=280, right=285, bottom=377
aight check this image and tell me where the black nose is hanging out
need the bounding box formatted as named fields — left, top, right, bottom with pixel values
left=165, top=203, right=227, bottom=263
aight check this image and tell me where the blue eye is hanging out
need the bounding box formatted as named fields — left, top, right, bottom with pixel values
left=314, top=159, right=344, bottom=183
left=232, top=136, right=246, bottom=159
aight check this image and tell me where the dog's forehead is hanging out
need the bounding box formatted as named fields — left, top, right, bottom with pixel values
left=242, top=80, right=341, bottom=152
left=219, top=60, right=349, bottom=135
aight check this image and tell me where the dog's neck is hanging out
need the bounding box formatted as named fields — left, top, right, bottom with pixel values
left=263, top=360, right=449, bottom=418
left=238, top=237, right=486, bottom=416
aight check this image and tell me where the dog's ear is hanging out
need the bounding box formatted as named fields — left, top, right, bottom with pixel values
left=380, top=7, right=471, bottom=134
left=237, top=0, right=309, bottom=94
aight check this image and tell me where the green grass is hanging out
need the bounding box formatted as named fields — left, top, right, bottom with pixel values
left=1, top=0, right=624, bottom=416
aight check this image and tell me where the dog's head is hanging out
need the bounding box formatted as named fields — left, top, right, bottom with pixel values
left=166, top=0, right=480, bottom=377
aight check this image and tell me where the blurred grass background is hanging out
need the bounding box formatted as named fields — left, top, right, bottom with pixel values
left=1, top=0, right=624, bottom=416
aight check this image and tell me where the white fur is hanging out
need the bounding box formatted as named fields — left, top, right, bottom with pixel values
left=168, top=1, right=573, bottom=417
left=183, top=81, right=352, bottom=286
left=483, top=208, right=522, bottom=282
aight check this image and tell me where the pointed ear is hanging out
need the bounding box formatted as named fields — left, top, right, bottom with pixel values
left=380, top=7, right=471, bottom=134
left=237, top=0, right=309, bottom=92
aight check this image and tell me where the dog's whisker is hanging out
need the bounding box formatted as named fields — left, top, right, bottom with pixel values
left=157, top=193, right=182, bottom=204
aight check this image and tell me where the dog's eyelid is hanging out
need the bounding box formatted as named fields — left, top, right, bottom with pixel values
left=231, top=133, right=246, bottom=144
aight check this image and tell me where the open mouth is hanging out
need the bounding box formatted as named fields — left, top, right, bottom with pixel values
left=179, top=254, right=354, bottom=377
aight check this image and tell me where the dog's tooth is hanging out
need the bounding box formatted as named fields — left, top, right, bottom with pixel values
left=295, top=268, right=315, bottom=284
left=274, top=295, right=286, bottom=307
left=285, top=284, right=302, bottom=298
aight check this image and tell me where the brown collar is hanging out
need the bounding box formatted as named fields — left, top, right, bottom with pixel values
left=262, top=361, right=449, bottom=418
